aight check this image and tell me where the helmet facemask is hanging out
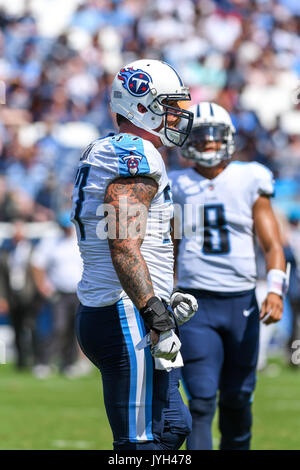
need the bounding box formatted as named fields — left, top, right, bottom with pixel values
left=148, top=93, right=194, bottom=147
left=182, top=123, right=235, bottom=167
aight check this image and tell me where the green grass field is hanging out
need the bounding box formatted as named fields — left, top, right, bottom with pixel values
left=0, top=358, right=299, bottom=450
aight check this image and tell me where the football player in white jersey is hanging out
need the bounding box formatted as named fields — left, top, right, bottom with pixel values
left=169, top=102, right=287, bottom=450
left=71, top=59, right=198, bottom=450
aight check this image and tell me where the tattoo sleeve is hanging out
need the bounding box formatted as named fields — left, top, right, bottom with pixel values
left=104, top=176, right=158, bottom=311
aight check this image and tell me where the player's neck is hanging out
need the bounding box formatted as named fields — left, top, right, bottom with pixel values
left=118, top=122, right=162, bottom=149
left=194, top=162, right=228, bottom=180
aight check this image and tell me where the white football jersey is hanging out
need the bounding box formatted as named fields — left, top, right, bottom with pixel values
left=169, top=161, right=275, bottom=292
left=71, top=133, right=174, bottom=307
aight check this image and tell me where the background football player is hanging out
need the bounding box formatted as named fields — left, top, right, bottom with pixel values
left=71, top=59, right=197, bottom=450
left=169, top=102, right=287, bottom=450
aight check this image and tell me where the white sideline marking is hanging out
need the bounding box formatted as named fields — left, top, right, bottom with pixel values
left=0, top=340, right=6, bottom=364
left=52, top=440, right=94, bottom=449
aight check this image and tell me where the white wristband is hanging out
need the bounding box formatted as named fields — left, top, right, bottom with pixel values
left=267, top=269, right=288, bottom=298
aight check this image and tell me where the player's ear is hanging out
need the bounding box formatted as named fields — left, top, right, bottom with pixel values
left=137, top=103, right=147, bottom=113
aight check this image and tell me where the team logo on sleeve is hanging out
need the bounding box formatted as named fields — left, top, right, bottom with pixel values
left=122, top=153, right=143, bottom=176
left=118, top=67, right=152, bottom=97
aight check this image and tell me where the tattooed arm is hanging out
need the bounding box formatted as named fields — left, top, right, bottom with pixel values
left=104, top=176, right=158, bottom=311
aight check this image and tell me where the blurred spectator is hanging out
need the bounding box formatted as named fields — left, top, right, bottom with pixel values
left=0, top=0, right=299, bottom=225
left=0, top=219, right=42, bottom=369
left=0, top=175, right=19, bottom=221
left=30, top=211, right=83, bottom=377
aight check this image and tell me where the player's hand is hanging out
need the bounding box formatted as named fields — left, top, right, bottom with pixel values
left=170, top=292, right=198, bottom=325
left=150, top=330, right=181, bottom=361
left=260, top=292, right=283, bottom=325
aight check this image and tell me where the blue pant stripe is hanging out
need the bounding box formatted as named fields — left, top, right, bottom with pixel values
left=117, top=299, right=138, bottom=442
left=133, top=305, right=153, bottom=440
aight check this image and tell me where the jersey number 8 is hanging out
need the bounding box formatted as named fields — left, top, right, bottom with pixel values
left=203, top=204, right=230, bottom=255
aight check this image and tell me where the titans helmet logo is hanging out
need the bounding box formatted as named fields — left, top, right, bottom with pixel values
left=118, top=67, right=152, bottom=97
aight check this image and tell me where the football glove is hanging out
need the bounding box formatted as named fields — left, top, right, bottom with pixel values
left=140, top=296, right=175, bottom=333
left=170, top=291, right=198, bottom=326
left=150, top=330, right=181, bottom=361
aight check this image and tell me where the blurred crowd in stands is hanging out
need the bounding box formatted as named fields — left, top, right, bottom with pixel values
left=0, top=0, right=299, bottom=375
